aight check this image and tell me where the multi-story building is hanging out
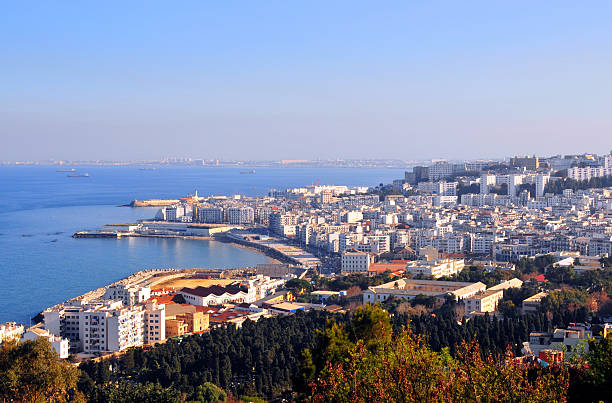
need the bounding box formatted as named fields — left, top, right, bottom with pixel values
left=341, top=250, right=373, bottom=273
left=269, top=212, right=299, bottom=236
left=144, top=301, right=165, bottom=345
left=568, top=166, right=606, bottom=181
left=428, top=162, right=454, bottom=181
left=103, top=284, right=151, bottom=306
left=480, top=174, right=496, bottom=195
left=22, top=326, right=70, bottom=358
left=197, top=207, right=224, bottom=223
left=227, top=207, right=255, bottom=224
left=81, top=301, right=145, bottom=353
left=464, top=289, right=504, bottom=314
left=524, top=325, right=592, bottom=360
left=43, top=299, right=161, bottom=353
left=535, top=174, right=550, bottom=197
left=404, top=258, right=465, bottom=279
left=511, top=156, right=539, bottom=170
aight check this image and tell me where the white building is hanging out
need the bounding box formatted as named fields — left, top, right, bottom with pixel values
left=81, top=301, right=145, bottom=353
left=179, top=284, right=255, bottom=306
left=144, top=301, right=165, bottom=344
left=405, top=258, right=465, bottom=279
left=428, top=162, right=454, bottom=180
left=103, top=284, right=151, bottom=306
left=227, top=207, right=255, bottom=224
left=535, top=174, right=550, bottom=197
left=0, top=322, right=24, bottom=343
left=22, top=327, right=70, bottom=359
left=341, top=250, right=373, bottom=273
left=363, top=279, right=486, bottom=305
left=269, top=212, right=299, bottom=236
left=197, top=207, right=224, bottom=223
left=568, top=166, right=605, bottom=181
left=464, top=289, right=504, bottom=314
left=43, top=299, right=153, bottom=353
left=480, top=174, right=496, bottom=195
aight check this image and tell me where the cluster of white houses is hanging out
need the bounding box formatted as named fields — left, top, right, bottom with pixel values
left=2, top=274, right=289, bottom=358
left=363, top=277, right=523, bottom=316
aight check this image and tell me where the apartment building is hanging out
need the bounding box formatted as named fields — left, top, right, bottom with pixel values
left=197, top=207, right=224, bottom=223
left=103, top=284, right=151, bottom=306
left=144, top=301, right=165, bottom=344
left=269, top=212, right=299, bottom=236
left=43, top=299, right=163, bottom=353
left=22, top=326, right=69, bottom=359
left=227, top=207, right=255, bottom=224
left=81, top=301, right=145, bottom=353
left=568, top=166, right=606, bottom=181
left=341, top=250, right=373, bottom=273
left=404, top=258, right=465, bottom=279
left=464, top=289, right=504, bottom=314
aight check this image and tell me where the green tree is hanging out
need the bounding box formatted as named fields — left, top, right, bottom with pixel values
left=188, top=382, right=227, bottom=403
left=0, top=338, right=83, bottom=402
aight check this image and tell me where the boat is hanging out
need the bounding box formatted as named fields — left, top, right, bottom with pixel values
left=240, top=170, right=256, bottom=174
left=56, top=168, right=76, bottom=172
left=67, top=173, right=90, bottom=178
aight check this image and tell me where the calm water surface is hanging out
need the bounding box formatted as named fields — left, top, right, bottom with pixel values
left=0, top=166, right=404, bottom=323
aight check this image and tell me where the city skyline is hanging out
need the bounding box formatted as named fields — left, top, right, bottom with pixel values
left=3, top=2, right=612, bottom=161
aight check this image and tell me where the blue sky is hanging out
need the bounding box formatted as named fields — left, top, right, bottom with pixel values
left=1, top=1, right=611, bottom=161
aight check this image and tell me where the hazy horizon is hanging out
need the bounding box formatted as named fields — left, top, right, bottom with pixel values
left=2, top=2, right=612, bottom=161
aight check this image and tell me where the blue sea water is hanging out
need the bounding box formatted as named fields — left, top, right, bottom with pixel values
left=0, top=166, right=404, bottom=323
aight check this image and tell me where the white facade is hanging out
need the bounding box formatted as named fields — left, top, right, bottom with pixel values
left=405, top=258, right=465, bottom=279
left=22, top=327, right=70, bottom=359
left=568, top=166, right=606, bottom=181
left=144, top=302, right=165, bottom=344
left=535, top=174, right=550, bottom=197
left=464, top=289, right=504, bottom=313
left=428, top=162, right=454, bottom=180
left=103, top=284, right=151, bottom=306
left=0, top=322, right=24, bottom=343
left=198, top=207, right=224, bottom=223
left=179, top=285, right=255, bottom=306
left=480, top=174, right=496, bottom=195
left=341, top=250, right=372, bottom=273
left=227, top=207, right=255, bottom=224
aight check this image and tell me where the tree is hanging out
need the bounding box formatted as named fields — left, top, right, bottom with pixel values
left=189, top=382, right=227, bottom=403
left=90, top=381, right=182, bottom=403
left=308, top=308, right=569, bottom=402
left=0, top=338, right=83, bottom=402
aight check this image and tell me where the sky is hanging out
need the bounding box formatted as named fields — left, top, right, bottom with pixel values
left=1, top=1, right=611, bottom=161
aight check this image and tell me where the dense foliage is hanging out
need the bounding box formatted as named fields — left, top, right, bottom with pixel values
left=0, top=339, right=83, bottom=402
left=545, top=175, right=612, bottom=194
left=80, top=311, right=331, bottom=400
left=306, top=305, right=570, bottom=402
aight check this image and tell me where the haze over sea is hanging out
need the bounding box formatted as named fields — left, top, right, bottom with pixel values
left=0, top=166, right=403, bottom=324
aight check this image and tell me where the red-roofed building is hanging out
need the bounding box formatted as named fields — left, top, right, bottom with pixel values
left=368, top=263, right=407, bottom=276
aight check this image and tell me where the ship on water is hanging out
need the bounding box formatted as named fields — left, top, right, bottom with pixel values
left=67, top=173, right=90, bottom=178
left=56, top=168, right=76, bottom=172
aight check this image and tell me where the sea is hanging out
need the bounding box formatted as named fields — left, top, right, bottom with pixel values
left=0, top=165, right=404, bottom=324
